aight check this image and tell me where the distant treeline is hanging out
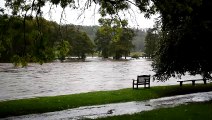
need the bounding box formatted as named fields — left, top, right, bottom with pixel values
left=76, top=25, right=147, bottom=52
left=0, top=15, right=148, bottom=65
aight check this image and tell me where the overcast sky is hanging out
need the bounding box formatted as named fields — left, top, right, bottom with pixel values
left=0, top=1, right=159, bottom=29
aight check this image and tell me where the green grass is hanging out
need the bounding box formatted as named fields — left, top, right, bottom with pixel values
left=0, top=83, right=212, bottom=118
left=96, top=101, right=212, bottom=120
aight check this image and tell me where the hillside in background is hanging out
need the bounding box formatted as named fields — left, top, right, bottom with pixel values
left=132, top=29, right=147, bottom=52
left=75, top=25, right=147, bottom=52
left=75, top=25, right=99, bottom=41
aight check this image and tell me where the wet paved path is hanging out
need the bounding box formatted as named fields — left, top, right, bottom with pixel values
left=3, top=91, right=212, bottom=120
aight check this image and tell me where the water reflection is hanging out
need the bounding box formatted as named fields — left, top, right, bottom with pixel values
left=0, top=57, right=202, bottom=101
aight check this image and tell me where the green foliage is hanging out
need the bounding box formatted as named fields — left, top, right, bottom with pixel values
left=94, top=20, right=113, bottom=58
left=96, top=0, right=212, bottom=80
left=11, top=55, right=28, bottom=67
left=4, top=0, right=211, bottom=80
left=0, top=15, right=59, bottom=65
left=72, top=26, right=146, bottom=53
left=151, top=0, right=212, bottom=80
left=131, top=53, right=140, bottom=59
left=98, top=0, right=130, bottom=16
left=71, top=32, right=94, bottom=59
left=60, top=25, right=95, bottom=59
left=144, top=28, right=159, bottom=58
left=57, top=40, right=70, bottom=62
left=95, top=18, right=135, bottom=59
left=1, top=0, right=148, bottom=63
left=0, top=14, right=95, bottom=64
left=110, top=27, right=135, bottom=59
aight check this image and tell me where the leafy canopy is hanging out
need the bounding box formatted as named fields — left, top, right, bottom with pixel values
left=152, top=0, right=212, bottom=80
left=95, top=18, right=135, bottom=59
left=2, top=0, right=212, bottom=80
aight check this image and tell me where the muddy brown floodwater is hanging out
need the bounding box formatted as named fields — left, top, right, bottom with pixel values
left=0, top=57, right=202, bottom=101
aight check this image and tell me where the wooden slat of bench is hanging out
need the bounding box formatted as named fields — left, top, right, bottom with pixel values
left=177, top=79, right=207, bottom=86
left=177, top=79, right=204, bottom=82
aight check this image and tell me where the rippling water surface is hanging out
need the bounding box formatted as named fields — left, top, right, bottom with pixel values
left=0, top=57, right=202, bottom=101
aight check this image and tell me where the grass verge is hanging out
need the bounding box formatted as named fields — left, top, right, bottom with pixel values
left=95, top=101, right=212, bottom=120
left=0, top=83, right=212, bottom=118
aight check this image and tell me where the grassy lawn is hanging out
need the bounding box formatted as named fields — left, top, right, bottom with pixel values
left=0, top=83, right=212, bottom=118
left=95, top=101, right=212, bottom=120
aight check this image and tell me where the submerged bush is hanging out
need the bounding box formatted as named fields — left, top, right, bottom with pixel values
left=131, top=54, right=140, bottom=59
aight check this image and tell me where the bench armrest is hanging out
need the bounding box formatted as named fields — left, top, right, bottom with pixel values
left=132, top=79, right=137, bottom=84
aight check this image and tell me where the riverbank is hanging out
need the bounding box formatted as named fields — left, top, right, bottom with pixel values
left=1, top=83, right=212, bottom=118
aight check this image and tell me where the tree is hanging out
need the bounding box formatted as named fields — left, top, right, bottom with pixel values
left=3, top=0, right=212, bottom=80
left=2, top=0, right=137, bottom=61
left=71, top=31, right=94, bottom=59
left=110, top=27, right=135, bottom=59
left=0, top=14, right=10, bottom=61
left=95, top=18, right=134, bottom=59
left=0, top=16, right=60, bottom=65
left=97, top=0, right=212, bottom=80
left=96, top=0, right=212, bottom=79
left=0, top=14, right=95, bottom=64
left=94, top=19, right=113, bottom=58
left=61, top=25, right=94, bottom=59
left=151, top=0, right=212, bottom=80
left=0, top=15, right=37, bottom=65
left=120, top=28, right=135, bottom=59
left=144, top=28, right=159, bottom=58
left=57, top=40, right=70, bottom=61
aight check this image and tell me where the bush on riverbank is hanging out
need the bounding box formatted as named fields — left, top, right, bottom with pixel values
left=131, top=54, right=140, bottom=59
left=0, top=83, right=212, bottom=118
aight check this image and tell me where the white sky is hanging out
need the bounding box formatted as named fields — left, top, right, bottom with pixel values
left=0, top=1, right=159, bottom=29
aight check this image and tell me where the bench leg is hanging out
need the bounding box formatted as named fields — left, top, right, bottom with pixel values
left=180, top=82, right=183, bottom=86
left=133, top=83, right=134, bottom=89
left=145, top=83, right=151, bottom=88
left=203, top=79, right=207, bottom=84
left=192, top=81, right=195, bottom=86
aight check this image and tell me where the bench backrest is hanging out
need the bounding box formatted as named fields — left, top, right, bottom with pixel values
left=137, top=75, right=150, bottom=83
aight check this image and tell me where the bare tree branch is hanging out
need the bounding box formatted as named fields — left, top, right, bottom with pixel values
left=125, top=0, right=137, bottom=7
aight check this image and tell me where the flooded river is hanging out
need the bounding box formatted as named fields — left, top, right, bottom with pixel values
left=0, top=57, right=202, bottom=101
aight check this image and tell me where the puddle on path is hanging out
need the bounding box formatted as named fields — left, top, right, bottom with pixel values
left=3, top=91, right=212, bottom=120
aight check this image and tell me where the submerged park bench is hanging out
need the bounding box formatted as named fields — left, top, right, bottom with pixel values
left=177, top=79, right=207, bottom=86
left=132, top=75, right=150, bottom=89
